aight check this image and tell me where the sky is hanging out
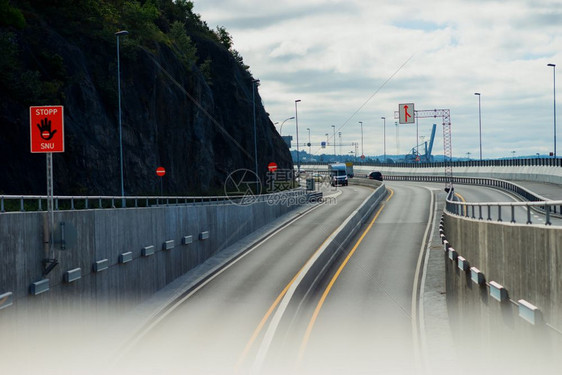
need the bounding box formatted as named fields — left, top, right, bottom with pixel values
left=193, top=0, right=561, bottom=159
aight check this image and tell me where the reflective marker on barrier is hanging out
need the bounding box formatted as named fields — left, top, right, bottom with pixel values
left=457, top=256, right=469, bottom=271
left=470, top=267, right=485, bottom=285
left=119, top=252, right=133, bottom=264
left=490, top=281, right=508, bottom=302
left=0, top=292, right=13, bottom=310
left=30, top=279, right=50, bottom=296
left=93, top=259, right=109, bottom=272
left=63, top=268, right=82, bottom=283
left=163, top=240, right=175, bottom=250
left=518, top=299, right=542, bottom=325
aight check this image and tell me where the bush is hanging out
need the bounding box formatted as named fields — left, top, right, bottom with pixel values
left=0, top=0, right=26, bottom=29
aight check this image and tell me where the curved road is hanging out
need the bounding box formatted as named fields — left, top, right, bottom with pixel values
left=114, top=181, right=441, bottom=374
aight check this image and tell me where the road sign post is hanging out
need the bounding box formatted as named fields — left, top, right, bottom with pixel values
left=30, top=105, right=65, bottom=274
left=156, top=167, right=166, bottom=196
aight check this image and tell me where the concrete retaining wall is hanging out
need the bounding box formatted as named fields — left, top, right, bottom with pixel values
left=0, top=198, right=305, bottom=317
left=442, top=213, right=562, bottom=344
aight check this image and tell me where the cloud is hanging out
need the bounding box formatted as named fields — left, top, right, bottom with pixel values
left=194, top=0, right=562, bottom=158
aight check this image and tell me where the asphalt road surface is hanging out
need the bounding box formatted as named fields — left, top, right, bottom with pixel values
left=114, top=181, right=440, bottom=374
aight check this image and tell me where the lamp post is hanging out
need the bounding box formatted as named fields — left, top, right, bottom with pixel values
left=475, top=92, right=482, bottom=160
left=115, top=30, right=128, bottom=205
left=325, top=133, right=329, bottom=148
left=338, top=131, right=342, bottom=157
left=381, top=117, right=386, bottom=162
left=252, top=79, right=260, bottom=192
left=331, top=125, right=336, bottom=158
left=548, top=64, right=557, bottom=158
left=358, top=121, right=363, bottom=160
left=278, top=116, right=295, bottom=136
left=295, top=99, right=301, bottom=179
left=306, top=127, right=311, bottom=156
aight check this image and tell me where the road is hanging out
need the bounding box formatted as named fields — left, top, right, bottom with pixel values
left=113, top=181, right=439, bottom=374
left=114, top=184, right=374, bottom=374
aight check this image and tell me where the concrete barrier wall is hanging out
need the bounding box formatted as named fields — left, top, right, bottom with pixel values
left=0, top=198, right=304, bottom=317
left=442, top=212, right=562, bottom=340
left=294, top=181, right=387, bottom=300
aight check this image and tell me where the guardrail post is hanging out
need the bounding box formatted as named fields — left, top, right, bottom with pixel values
left=527, top=206, right=532, bottom=224
left=478, top=206, right=483, bottom=220
left=20, top=197, right=24, bottom=212
left=497, top=205, right=502, bottom=222
left=71, top=198, right=75, bottom=210
left=471, top=205, right=475, bottom=219
left=510, top=206, right=516, bottom=223
left=545, top=205, right=552, bottom=225
left=38, top=198, right=42, bottom=211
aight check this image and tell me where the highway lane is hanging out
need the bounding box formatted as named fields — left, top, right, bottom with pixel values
left=113, top=185, right=377, bottom=374
left=262, top=181, right=437, bottom=374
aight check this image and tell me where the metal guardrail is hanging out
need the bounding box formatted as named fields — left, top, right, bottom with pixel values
left=0, top=189, right=308, bottom=213
left=305, top=157, right=562, bottom=168
left=383, top=175, right=561, bottom=225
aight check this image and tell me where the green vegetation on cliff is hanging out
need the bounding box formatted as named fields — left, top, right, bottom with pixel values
left=0, top=1, right=292, bottom=195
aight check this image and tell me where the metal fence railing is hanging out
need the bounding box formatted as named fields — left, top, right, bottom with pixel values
left=304, top=157, right=562, bottom=168
left=383, top=175, right=560, bottom=225
left=0, top=189, right=309, bottom=213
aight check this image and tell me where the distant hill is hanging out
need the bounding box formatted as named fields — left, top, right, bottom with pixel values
left=0, top=0, right=291, bottom=195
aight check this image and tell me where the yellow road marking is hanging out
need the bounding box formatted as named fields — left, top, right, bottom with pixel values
left=297, top=188, right=394, bottom=360
left=455, top=192, right=466, bottom=202
left=235, top=226, right=336, bottom=370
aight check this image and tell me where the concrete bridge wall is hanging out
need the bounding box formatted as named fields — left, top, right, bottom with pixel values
left=0, top=197, right=305, bottom=318
left=442, top=212, right=562, bottom=348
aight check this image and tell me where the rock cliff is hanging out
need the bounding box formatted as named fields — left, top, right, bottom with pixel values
left=0, top=0, right=292, bottom=196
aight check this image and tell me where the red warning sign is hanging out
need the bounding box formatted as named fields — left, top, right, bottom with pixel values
left=268, top=162, right=278, bottom=172
left=156, top=167, right=166, bottom=177
left=30, top=106, right=65, bottom=153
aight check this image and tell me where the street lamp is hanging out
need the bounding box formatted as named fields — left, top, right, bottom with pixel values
left=115, top=30, right=128, bottom=205
left=358, top=121, right=363, bottom=160
left=295, top=99, right=301, bottom=179
left=306, top=127, right=311, bottom=156
left=381, top=117, right=386, bottom=162
left=331, top=125, right=336, bottom=158
left=475, top=92, right=482, bottom=160
left=338, top=131, right=342, bottom=157
left=252, top=79, right=260, bottom=192
left=548, top=63, right=557, bottom=158
left=278, top=116, right=295, bottom=136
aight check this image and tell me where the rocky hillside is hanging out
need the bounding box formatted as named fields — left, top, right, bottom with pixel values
left=0, top=0, right=292, bottom=196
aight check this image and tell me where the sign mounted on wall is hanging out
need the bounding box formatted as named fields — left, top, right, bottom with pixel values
left=30, top=105, right=65, bottom=153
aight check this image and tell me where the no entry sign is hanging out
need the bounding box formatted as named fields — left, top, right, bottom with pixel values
left=268, top=162, right=278, bottom=172
left=30, top=106, right=65, bottom=153
left=156, top=167, right=166, bottom=177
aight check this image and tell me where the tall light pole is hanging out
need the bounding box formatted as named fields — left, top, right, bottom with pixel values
left=548, top=64, right=557, bottom=158
left=381, top=117, right=386, bottom=162
left=295, top=99, right=301, bottom=178
left=358, top=121, right=363, bottom=160
left=475, top=92, right=482, bottom=160
left=331, top=125, right=336, bottom=158
left=338, top=132, right=342, bottom=157
left=115, top=30, right=128, bottom=205
left=278, top=116, right=295, bottom=136
left=306, top=127, right=311, bottom=156
left=252, top=79, right=260, bottom=192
